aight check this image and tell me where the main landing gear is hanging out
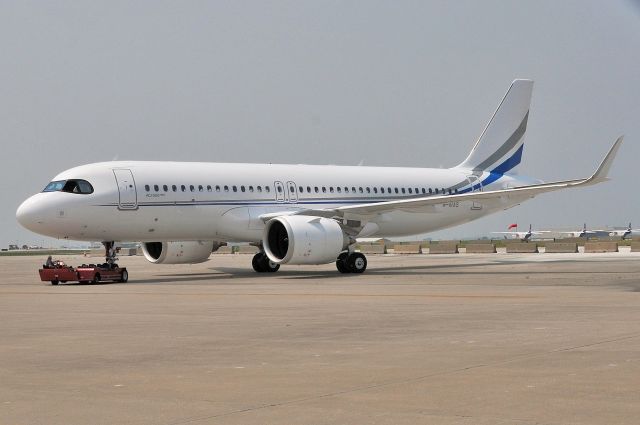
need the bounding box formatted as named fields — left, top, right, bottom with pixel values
left=252, top=252, right=280, bottom=273
left=250, top=250, right=367, bottom=274
left=336, top=252, right=367, bottom=274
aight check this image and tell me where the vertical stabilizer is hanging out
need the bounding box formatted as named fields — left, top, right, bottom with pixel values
left=456, top=79, right=533, bottom=174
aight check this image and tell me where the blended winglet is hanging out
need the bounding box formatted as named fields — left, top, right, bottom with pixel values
left=585, top=136, right=623, bottom=184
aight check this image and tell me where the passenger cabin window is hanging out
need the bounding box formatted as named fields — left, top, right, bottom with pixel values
left=257, top=186, right=262, bottom=192
left=265, top=186, right=270, bottom=192
left=43, top=179, right=94, bottom=194
left=307, top=186, right=311, bottom=193
left=241, top=186, right=246, bottom=192
left=232, top=186, right=237, bottom=192
left=154, top=185, right=159, bottom=192
left=144, top=184, right=150, bottom=192
left=224, top=185, right=229, bottom=192
left=190, top=185, right=195, bottom=192
left=249, top=186, right=254, bottom=192
left=181, top=185, right=186, bottom=192
left=216, top=185, right=221, bottom=192
left=163, top=185, right=168, bottom=192
left=198, top=185, right=203, bottom=192
left=207, top=185, right=212, bottom=192
left=172, top=185, right=177, bottom=192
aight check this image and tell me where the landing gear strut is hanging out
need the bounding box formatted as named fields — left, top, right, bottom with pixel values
left=102, top=241, right=118, bottom=268
left=252, top=252, right=280, bottom=273
left=336, top=252, right=367, bottom=274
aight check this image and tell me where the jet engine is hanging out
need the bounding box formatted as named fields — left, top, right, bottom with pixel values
left=263, top=215, right=350, bottom=265
left=142, top=241, right=219, bottom=264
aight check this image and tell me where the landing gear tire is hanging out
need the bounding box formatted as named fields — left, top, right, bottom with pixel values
left=252, top=252, right=280, bottom=273
left=336, top=252, right=350, bottom=274
left=347, top=252, right=367, bottom=274
left=252, top=253, right=262, bottom=272
left=92, top=273, right=101, bottom=284
left=51, top=280, right=59, bottom=285
left=120, top=269, right=128, bottom=283
left=337, top=252, right=367, bottom=274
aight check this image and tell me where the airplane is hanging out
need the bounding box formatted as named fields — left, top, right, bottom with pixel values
left=492, top=224, right=549, bottom=242
left=558, top=223, right=597, bottom=238
left=597, top=223, right=640, bottom=240
left=16, top=79, right=623, bottom=275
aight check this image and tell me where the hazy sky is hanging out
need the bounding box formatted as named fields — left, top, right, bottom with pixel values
left=2, top=0, right=638, bottom=247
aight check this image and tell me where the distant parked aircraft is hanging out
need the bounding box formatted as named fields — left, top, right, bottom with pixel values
left=558, top=223, right=597, bottom=238
left=493, top=224, right=549, bottom=242
left=597, top=223, right=640, bottom=240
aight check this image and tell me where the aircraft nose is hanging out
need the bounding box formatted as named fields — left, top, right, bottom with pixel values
left=16, top=195, right=46, bottom=232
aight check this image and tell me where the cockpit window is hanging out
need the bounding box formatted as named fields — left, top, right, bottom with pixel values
left=43, top=181, right=66, bottom=192
left=42, top=179, right=94, bottom=194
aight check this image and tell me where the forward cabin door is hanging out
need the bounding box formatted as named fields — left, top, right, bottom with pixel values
left=113, top=169, right=138, bottom=210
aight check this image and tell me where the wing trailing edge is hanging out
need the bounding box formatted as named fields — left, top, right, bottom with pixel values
left=275, top=136, right=623, bottom=220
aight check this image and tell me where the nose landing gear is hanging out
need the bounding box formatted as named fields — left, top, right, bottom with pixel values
left=102, top=241, right=118, bottom=268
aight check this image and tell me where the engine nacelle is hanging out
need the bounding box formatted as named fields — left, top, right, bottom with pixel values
left=263, top=215, right=349, bottom=265
left=142, top=241, right=218, bottom=264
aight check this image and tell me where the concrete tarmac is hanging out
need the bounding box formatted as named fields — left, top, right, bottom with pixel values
left=1, top=253, right=640, bottom=425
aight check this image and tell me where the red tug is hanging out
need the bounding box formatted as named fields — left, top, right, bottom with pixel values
left=39, top=262, right=128, bottom=285
left=38, top=242, right=128, bottom=285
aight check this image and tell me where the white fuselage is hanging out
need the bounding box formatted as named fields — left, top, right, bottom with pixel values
left=17, top=161, right=536, bottom=243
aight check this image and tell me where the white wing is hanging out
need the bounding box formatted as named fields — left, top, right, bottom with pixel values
left=262, top=137, right=622, bottom=221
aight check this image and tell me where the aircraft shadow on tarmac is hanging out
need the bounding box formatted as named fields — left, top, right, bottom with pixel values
left=128, top=260, right=630, bottom=284
left=55, top=259, right=634, bottom=285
